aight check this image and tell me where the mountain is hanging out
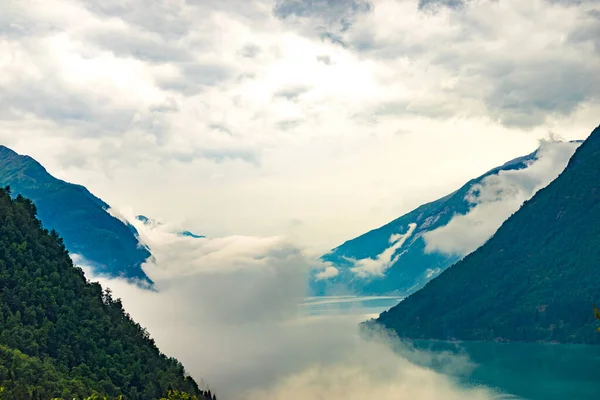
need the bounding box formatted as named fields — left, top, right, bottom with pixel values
left=0, top=146, right=151, bottom=283
left=374, top=124, right=600, bottom=344
left=312, top=140, right=581, bottom=297
left=0, top=188, right=215, bottom=399
left=179, top=231, right=205, bottom=239
left=136, top=215, right=205, bottom=239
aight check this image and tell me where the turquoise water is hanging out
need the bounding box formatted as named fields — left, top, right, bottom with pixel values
left=306, top=297, right=600, bottom=400
left=405, top=340, right=600, bottom=400
left=300, top=295, right=402, bottom=317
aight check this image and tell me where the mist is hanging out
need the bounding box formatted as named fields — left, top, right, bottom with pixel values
left=80, top=214, right=502, bottom=400
left=423, top=139, right=580, bottom=257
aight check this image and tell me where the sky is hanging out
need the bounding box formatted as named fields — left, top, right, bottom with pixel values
left=1, top=0, right=599, bottom=252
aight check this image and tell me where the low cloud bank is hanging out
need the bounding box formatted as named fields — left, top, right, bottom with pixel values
left=349, top=223, right=418, bottom=278
left=423, top=139, right=580, bottom=257
left=79, top=216, right=502, bottom=400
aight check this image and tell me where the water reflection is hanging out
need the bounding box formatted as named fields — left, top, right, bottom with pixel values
left=305, top=297, right=600, bottom=400
left=401, top=340, right=600, bottom=400
left=301, top=295, right=402, bottom=318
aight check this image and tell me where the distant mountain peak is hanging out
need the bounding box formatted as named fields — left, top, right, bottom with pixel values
left=135, top=215, right=156, bottom=225
left=135, top=215, right=205, bottom=239
left=179, top=230, right=205, bottom=239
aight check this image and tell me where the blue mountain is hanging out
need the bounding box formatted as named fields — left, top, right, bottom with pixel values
left=135, top=215, right=205, bottom=239
left=374, top=124, right=600, bottom=344
left=0, top=145, right=152, bottom=283
left=179, top=230, right=205, bottom=239
left=312, top=140, right=581, bottom=297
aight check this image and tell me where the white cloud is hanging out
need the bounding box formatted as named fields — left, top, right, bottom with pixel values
left=423, top=139, right=581, bottom=256
left=350, top=223, right=417, bottom=278
left=315, top=265, right=340, bottom=280
left=1, top=0, right=599, bottom=253
left=76, top=219, right=499, bottom=400
left=105, top=207, right=130, bottom=225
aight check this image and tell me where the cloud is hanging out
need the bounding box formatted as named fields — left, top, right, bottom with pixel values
left=158, top=62, right=235, bottom=96
left=86, top=29, right=194, bottom=64
left=105, top=207, right=131, bottom=225
left=423, top=139, right=581, bottom=256
left=315, top=265, right=340, bottom=280
left=343, top=0, right=600, bottom=127
left=239, top=43, right=262, bottom=59
left=274, top=85, right=311, bottom=101
left=1, top=0, right=599, bottom=253
left=273, top=0, right=373, bottom=30
left=316, top=54, right=332, bottom=64
left=77, top=216, right=500, bottom=400
left=350, top=223, right=417, bottom=278
left=418, top=0, right=466, bottom=11
left=568, top=8, right=600, bottom=55
left=482, top=59, right=598, bottom=127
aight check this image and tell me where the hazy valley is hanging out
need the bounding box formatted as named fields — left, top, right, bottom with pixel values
left=1, top=0, right=600, bottom=399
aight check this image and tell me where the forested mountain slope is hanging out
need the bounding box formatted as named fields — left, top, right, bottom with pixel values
left=313, top=140, right=580, bottom=297
left=0, top=146, right=151, bottom=283
left=0, top=187, right=213, bottom=399
left=375, top=125, right=600, bottom=344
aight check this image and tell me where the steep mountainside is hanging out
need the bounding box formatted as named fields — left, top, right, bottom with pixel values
left=0, top=188, right=213, bottom=399
left=313, top=140, right=581, bottom=296
left=0, top=146, right=151, bottom=283
left=375, top=124, right=600, bottom=344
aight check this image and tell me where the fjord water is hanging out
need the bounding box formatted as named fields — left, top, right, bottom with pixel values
left=406, top=340, right=600, bottom=400
left=305, top=297, right=600, bottom=400
left=301, top=296, right=403, bottom=318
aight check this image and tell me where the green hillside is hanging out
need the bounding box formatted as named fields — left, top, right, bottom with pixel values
left=0, top=187, right=213, bottom=399
left=375, top=124, right=600, bottom=344
left=0, top=146, right=151, bottom=283
left=312, top=140, right=580, bottom=297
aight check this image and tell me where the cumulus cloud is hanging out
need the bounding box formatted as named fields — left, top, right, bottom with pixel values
left=344, top=0, right=600, bottom=127
left=350, top=223, right=417, bottom=278
left=418, top=0, right=465, bottom=10
left=1, top=0, right=599, bottom=253
left=273, top=0, right=373, bottom=34
left=423, top=139, right=581, bottom=256
left=315, top=265, right=340, bottom=280
left=76, top=217, right=501, bottom=400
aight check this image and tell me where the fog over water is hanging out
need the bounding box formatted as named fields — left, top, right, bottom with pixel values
left=79, top=216, right=505, bottom=400
left=76, top=211, right=600, bottom=400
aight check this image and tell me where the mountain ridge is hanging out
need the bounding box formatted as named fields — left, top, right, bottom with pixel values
left=0, top=145, right=152, bottom=283
left=312, top=140, right=581, bottom=297
left=0, top=187, right=214, bottom=399
left=374, top=124, right=600, bottom=344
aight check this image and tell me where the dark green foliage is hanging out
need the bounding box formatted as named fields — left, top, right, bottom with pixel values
left=0, top=188, right=213, bottom=399
left=375, top=124, right=600, bottom=344
left=160, top=390, right=217, bottom=400
left=0, top=146, right=151, bottom=283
